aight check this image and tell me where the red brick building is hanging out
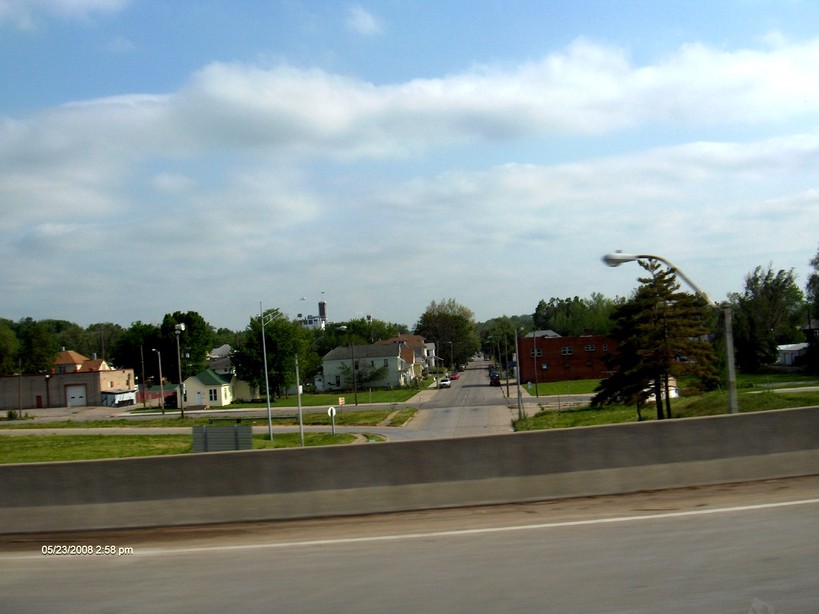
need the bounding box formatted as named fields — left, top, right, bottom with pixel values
left=516, top=331, right=616, bottom=383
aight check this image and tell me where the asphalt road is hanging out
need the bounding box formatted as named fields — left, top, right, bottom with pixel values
left=1, top=476, right=817, bottom=613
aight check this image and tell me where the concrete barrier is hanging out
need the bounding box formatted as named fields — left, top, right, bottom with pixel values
left=1, top=407, right=817, bottom=534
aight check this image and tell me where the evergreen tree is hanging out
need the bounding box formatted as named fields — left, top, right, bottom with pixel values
left=592, top=260, right=718, bottom=420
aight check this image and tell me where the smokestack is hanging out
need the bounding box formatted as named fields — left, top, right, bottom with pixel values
left=319, top=301, right=327, bottom=322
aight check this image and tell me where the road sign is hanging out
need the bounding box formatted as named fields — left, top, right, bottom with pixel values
left=339, top=397, right=346, bottom=405
left=328, top=406, right=336, bottom=435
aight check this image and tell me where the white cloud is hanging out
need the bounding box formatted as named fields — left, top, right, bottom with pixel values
left=346, top=5, right=382, bottom=36
left=0, top=0, right=129, bottom=29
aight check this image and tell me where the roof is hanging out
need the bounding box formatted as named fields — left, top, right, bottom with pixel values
left=54, top=349, right=89, bottom=365
left=189, top=368, right=233, bottom=386
left=79, top=358, right=110, bottom=372
left=524, top=330, right=561, bottom=339
left=323, top=344, right=401, bottom=361
left=778, top=343, right=808, bottom=352
left=209, top=344, right=231, bottom=358
left=377, top=334, right=427, bottom=349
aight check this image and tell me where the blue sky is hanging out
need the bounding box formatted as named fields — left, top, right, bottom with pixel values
left=2, top=1, right=818, bottom=331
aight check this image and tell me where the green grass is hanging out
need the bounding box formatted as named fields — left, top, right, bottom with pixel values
left=225, top=386, right=426, bottom=409
left=252, top=433, right=357, bottom=448
left=0, top=432, right=364, bottom=464
left=0, top=408, right=418, bottom=429
left=516, top=385, right=819, bottom=431
left=522, top=379, right=602, bottom=395
left=0, top=435, right=193, bottom=464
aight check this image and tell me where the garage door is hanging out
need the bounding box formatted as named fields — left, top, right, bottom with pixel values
left=66, top=384, right=87, bottom=407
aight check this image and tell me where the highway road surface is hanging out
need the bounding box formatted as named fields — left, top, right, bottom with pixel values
left=1, top=476, right=817, bottom=613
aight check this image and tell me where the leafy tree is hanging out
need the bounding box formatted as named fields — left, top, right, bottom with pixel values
left=160, top=311, right=215, bottom=380
left=804, top=245, right=819, bottom=373
left=15, top=318, right=60, bottom=373
left=231, top=309, right=308, bottom=400
left=337, top=360, right=389, bottom=388
left=592, top=260, right=719, bottom=420
left=110, top=321, right=162, bottom=385
left=415, top=299, right=480, bottom=369
left=533, top=293, right=617, bottom=336
left=807, top=244, right=819, bottom=318
left=479, top=316, right=520, bottom=372
left=39, top=320, right=85, bottom=354
left=84, top=323, right=124, bottom=362
left=0, top=320, right=20, bottom=376
left=729, top=265, right=805, bottom=373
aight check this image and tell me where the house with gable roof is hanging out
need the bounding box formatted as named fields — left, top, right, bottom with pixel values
left=183, top=368, right=235, bottom=407
left=376, top=333, right=433, bottom=380
left=317, top=342, right=415, bottom=391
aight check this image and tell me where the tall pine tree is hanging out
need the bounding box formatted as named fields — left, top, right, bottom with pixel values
left=593, top=259, right=719, bottom=420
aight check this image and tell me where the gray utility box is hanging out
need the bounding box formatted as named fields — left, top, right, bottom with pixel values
left=192, top=425, right=253, bottom=452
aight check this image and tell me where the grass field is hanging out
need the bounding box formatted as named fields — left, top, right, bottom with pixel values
left=516, top=373, right=819, bottom=431
left=0, top=432, right=362, bottom=464
left=0, top=408, right=415, bottom=464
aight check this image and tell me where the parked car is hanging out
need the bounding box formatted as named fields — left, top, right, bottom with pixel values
left=449, top=372, right=460, bottom=380
left=439, top=377, right=451, bottom=388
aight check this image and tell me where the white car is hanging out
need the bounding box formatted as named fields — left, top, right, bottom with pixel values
left=438, top=377, right=451, bottom=388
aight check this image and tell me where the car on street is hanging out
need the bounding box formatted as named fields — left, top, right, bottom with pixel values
left=439, top=377, right=451, bottom=388
left=449, top=372, right=460, bottom=380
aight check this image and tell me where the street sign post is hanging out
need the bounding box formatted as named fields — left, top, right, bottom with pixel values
left=328, top=406, right=336, bottom=435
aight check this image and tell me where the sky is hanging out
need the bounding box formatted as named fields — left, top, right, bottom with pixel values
left=2, top=0, right=818, bottom=332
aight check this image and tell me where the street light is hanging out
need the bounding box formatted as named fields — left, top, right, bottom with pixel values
left=152, top=348, right=165, bottom=414
left=602, top=251, right=738, bottom=413
left=260, top=302, right=275, bottom=441
left=295, top=355, right=305, bottom=447
left=514, top=328, right=524, bottom=420
left=174, top=322, right=186, bottom=419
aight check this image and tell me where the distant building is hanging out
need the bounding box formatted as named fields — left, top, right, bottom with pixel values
left=299, top=300, right=329, bottom=330
left=516, top=331, right=616, bottom=383
left=0, top=350, right=135, bottom=409
left=318, top=343, right=415, bottom=391
left=778, top=342, right=808, bottom=366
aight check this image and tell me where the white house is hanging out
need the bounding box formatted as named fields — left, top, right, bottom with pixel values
left=183, top=369, right=235, bottom=407
left=318, top=343, right=413, bottom=391
left=777, top=342, right=808, bottom=366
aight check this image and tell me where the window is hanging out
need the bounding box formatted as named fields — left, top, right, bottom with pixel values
left=603, top=343, right=609, bottom=352
left=584, top=344, right=596, bottom=352
left=209, top=389, right=218, bottom=402
left=561, top=346, right=573, bottom=356
left=530, top=348, right=543, bottom=358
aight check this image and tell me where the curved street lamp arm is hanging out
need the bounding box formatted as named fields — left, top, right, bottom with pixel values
left=603, top=252, right=715, bottom=306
